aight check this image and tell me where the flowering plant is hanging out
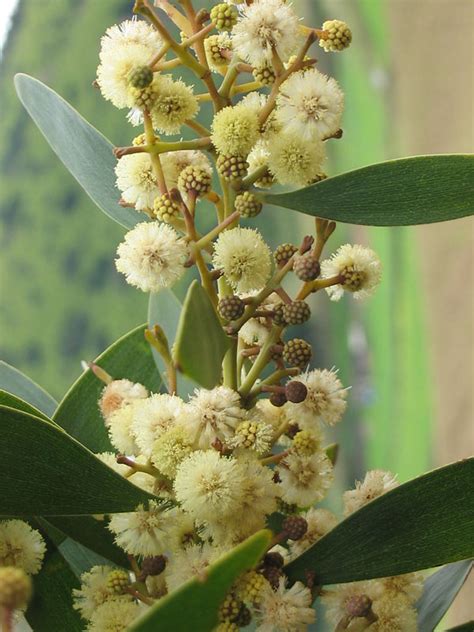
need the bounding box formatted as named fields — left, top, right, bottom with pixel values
left=2, top=0, right=473, bottom=631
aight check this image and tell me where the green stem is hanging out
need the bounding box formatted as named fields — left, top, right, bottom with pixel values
left=222, top=337, right=238, bottom=389
left=219, top=56, right=240, bottom=98
left=149, top=137, right=212, bottom=154
left=239, top=326, right=282, bottom=398
left=143, top=112, right=167, bottom=194
left=193, top=210, right=240, bottom=251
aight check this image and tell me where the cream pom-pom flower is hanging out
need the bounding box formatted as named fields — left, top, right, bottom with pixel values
left=174, top=450, right=244, bottom=523
left=212, top=227, right=272, bottom=294
left=211, top=104, right=260, bottom=156
left=185, top=386, right=246, bottom=449
left=343, top=470, right=399, bottom=516
left=73, top=565, right=132, bottom=621
left=96, top=20, right=161, bottom=109
left=87, top=599, right=145, bottom=632
left=108, top=501, right=171, bottom=557
left=370, top=594, right=418, bottom=631
left=0, top=520, right=46, bottom=575
left=165, top=543, right=224, bottom=592
left=161, top=150, right=212, bottom=190
left=233, top=458, right=279, bottom=537
left=321, top=243, right=383, bottom=301
left=370, top=572, right=425, bottom=605
left=286, top=368, right=348, bottom=428
left=115, top=153, right=160, bottom=213
left=115, top=222, right=188, bottom=293
left=151, top=425, right=194, bottom=478
left=107, top=401, right=141, bottom=456
left=150, top=76, right=200, bottom=135
left=267, top=132, right=326, bottom=187
left=277, top=451, right=334, bottom=507
left=130, top=393, right=189, bottom=457
left=255, top=578, right=315, bottom=632
left=321, top=580, right=375, bottom=626
left=276, top=68, right=344, bottom=140
left=99, top=379, right=148, bottom=423
left=232, top=0, right=302, bottom=68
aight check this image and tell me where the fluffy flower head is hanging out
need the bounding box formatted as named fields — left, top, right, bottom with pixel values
left=185, top=386, right=246, bottom=449
left=108, top=501, right=170, bottom=556
left=115, top=222, right=188, bottom=292
left=99, top=379, right=148, bottom=423
left=151, top=76, right=199, bottom=134
left=256, top=578, right=315, bottom=632
left=232, top=0, right=302, bottom=67
left=343, top=470, right=399, bottom=516
left=276, top=68, right=344, bottom=140
left=87, top=599, right=144, bottom=631
left=97, top=20, right=161, bottom=109
left=278, top=451, right=334, bottom=507
left=0, top=520, right=45, bottom=575
left=131, top=393, right=188, bottom=457
left=213, top=227, right=272, bottom=294
left=268, top=132, right=326, bottom=187
left=321, top=243, right=382, bottom=301
left=115, top=153, right=160, bottom=212
left=211, top=104, right=259, bottom=156
left=73, top=565, right=132, bottom=620
left=286, top=368, right=347, bottom=428
left=174, top=450, right=244, bottom=523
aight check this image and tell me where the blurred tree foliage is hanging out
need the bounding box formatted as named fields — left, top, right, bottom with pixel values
left=0, top=0, right=147, bottom=398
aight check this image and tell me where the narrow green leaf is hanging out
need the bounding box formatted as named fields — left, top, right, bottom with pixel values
left=264, top=155, right=474, bottom=226
left=130, top=530, right=272, bottom=632
left=148, top=291, right=197, bottom=398
left=14, top=73, right=141, bottom=229
left=46, top=516, right=129, bottom=568
left=173, top=281, right=230, bottom=389
left=417, top=560, right=473, bottom=632
left=26, top=545, right=82, bottom=632
left=446, top=623, right=474, bottom=632
left=36, top=517, right=114, bottom=577
left=53, top=324, right=160, bottom=453
left=0, top=389, right=55, bottom=424
left=0, top=406, right=156, bottom=516
left=285, top=459, right=474, bottom=584
left=0, top=361, right=57, bottom=417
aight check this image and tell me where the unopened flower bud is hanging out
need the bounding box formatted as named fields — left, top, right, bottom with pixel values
left=234, top=191, right=262, bottom=218
left=218, top=295, right=245, bottom=321
left=285, top=381, right=307, bottom=403
left=319, top=19, right=352, bottom=52
left=346, top=594, right=372, bottom=617
left=283, top=339, right=312, bottom=369
left=253, top=64, right=276, bottom=86
left=260, top=565, right=283, bottom=590
left=274, top=243, right=298, bottom=267
left=154, top=193, right=181, bottom=223
left=219, top=593, right=242, bottom=622
left=178, top=165, right=212, bottom=197
left=106, top=569, right=130, bottom=594
left=263, top=552, right=285, bottom=569
left=282, top=515, right=308, bottom=540
left=234, top=604, right=252, bottom=627
left=269, top=391, right=287, bottom=407
left=128, top=65, right=153, bottom=89
left=282, top=301, right=311, bottom=325
left=272, top=304, right=287, bottom=327
left=293, top=254, right=320, bottom=281
left=210, top=3, right=239, bottom=31
left=217, top=154, right=248, bottom=181
left=137, top=555, right=167, bottom=582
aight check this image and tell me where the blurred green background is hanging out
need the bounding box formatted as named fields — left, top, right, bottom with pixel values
left=0, top=0, right=472, bottom=623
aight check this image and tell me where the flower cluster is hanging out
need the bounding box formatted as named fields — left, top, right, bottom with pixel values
left=66, top=1, right=420, bottom=630
left=0, top=520, right=46, bottom=619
